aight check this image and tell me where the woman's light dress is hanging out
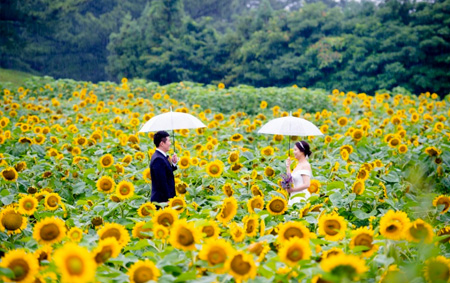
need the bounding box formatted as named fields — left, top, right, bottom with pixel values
left=288, top=169, right=312, bottom=206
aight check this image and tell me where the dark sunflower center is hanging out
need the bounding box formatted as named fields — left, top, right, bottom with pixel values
left=354, top=234, right=373, bottom=250
left=202, top=226, right=214, bottom=237
left=158, top=213, right=174, bottom=227
left=3, top=169, right=16, bottom=180
left=284, top=227, right=304, bottom=240
left=178, top=227, right=194, bottom=246
left=324, top=220, right=340, bottom=236
left=10, top=259, right=29, bottom=281
left=208, top=247, right=226, bottom=265
left=287, top=246, right=303, bottom=262
left=66, top=255, right=84, bottom=275
left=230, top=254, right=251, bottom=275
left=269, top=200, right=285, bottom=213
left=134, top=266, right=154, bottom=283
left=40, top=223, right=61, bottom=241
left=101, top=228, right=121, bottom=241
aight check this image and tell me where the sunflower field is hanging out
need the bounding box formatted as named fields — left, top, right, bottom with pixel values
left=0, top=77, right=450, bottom=283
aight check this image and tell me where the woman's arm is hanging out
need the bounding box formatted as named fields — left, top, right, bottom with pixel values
left=288, top=175, right=311, bottom=193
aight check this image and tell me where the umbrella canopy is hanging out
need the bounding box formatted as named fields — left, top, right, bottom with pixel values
left=138, top=111, right=206, bottom=133
left=257, top=116, right=323, bottom=136
left=257, top=115, right=323, bottom=156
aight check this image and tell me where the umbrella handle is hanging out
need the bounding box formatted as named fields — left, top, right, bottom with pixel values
left=288, top=136, right=291, bottom=157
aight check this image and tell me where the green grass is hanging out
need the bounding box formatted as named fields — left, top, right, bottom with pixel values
left=0, top=68, right=38, bottom=88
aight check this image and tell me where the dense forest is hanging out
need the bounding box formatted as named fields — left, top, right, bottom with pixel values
left=1, top=0, right=449, bottom=95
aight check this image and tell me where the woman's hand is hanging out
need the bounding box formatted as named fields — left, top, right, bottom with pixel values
left=285, top=157, right=291, bottom=169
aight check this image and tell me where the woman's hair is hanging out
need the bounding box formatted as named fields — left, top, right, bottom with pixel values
left=295, top=141, right=312, bottom=158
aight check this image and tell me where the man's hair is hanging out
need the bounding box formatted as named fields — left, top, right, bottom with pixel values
left=154, top=131, right=170, bottom=147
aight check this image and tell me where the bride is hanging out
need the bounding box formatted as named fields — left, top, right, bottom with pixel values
left=285, top=141, right=313, bottom=206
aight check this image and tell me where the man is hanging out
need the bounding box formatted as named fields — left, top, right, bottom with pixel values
left=150, top=131, right=178, bottom=204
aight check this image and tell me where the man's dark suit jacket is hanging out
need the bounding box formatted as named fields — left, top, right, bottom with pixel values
left=150, top=150, right=177, bottom=203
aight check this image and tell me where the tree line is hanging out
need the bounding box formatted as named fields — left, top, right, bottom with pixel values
left=1, top=0, right=449, bottom=96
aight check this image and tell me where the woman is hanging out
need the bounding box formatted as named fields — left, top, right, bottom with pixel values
left=285, top=141, right=312, bottom=206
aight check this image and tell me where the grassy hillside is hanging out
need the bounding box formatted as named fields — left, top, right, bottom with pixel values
left=0, top=68, right=38, bottom=88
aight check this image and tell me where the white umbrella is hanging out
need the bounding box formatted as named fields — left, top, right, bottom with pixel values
left=257, top=115, right=323, bottom=155
left=138, top=111, right=206, bottom=152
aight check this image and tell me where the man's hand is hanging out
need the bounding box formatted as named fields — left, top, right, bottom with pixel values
left=171, top=153, right=178, bottom=164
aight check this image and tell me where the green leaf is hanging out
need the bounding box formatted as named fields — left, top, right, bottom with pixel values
left=326, top=181, right=345, bottom=190
left=174, top=269, right=197, bottom=282
left=0, top=267, right=14, bottom=279
left=382, top=171, right=399, bottom=183
left=163, top=265, right=183, bottom=276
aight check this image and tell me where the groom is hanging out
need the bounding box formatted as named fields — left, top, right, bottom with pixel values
left=150, top=131, right=178, bottom=204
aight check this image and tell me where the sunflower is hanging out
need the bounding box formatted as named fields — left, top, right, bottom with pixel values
left=68, top=227, right=84, bottom=242
left=199, top=238, right=234, bottom=272
left=205, top=160, right=224, bottom=178
left=216, top=197, right=238, bottom=224
left=14, top=161, right=27, bottom=172
left=0, top=249, right=39, bottom=283
left=18, top=195, right=38, bottom=215
left=131, top=221, right=152, bottom=239
left=142, top=168, right=151, bottom=183
left=398, top=144, right=408, bottom=154
left=44, top=193, right=61, bottom=210
left=99, top=154, right=114, bottom=168
left=320, top=253, right=368, bottom=280
left=169, top=219, right=201, bottom=251
left=127, top=259, right=161, bottom=283
left=379, top=210, right=410, bottom=240
left=115, top=180, right=134, bottom=200
left=308, top=179, right=321, bottom=194
left=96, top=176, right=115, bottom=193
left=247, top=196, right=264, bottom=213
left=153, top=224, right=169, bottom=240
left=423, top=256, right=450, bottom=283
left=231, top=163, right=244, bottom=172
left=227, top=151, right=239, bottom=164
left=226, top=251, right=257, bottom=282
left=352, top=180, right=365, bottom=195
left=34, top=245, right=53, bottom=266
left=266, top=197, right=288, bottom=216
left=53, top=242, right=96, bottom=283
left=437, top=226, right=450, bottom=243
left=352, top=129, right=364, bottom=141
left=177, top=156, right=190, bottom=169
left=18, top=137, right=32, bottom=144
left=0, top=207, right=27, bottom=235
left=199, top=220, right=220, bottom=239
left=433, top=195, right=450, bottom=214
left=92, top=237, right=121, bottom=266
left=33, top=217, right=66, bottom=245
left=152, top=208, right=178, bottom=227
left=340, top=144, right=354, bottom=155
left=137, top=202, right=156, bottom=217
left=260, top=146, right=274, bottom=156
left=230, top=133, right=243, bottom=142
left=349, top=227, right=378, bottom=257
left=356, top=168, right=369, bottom=181
left=1, top=167, right=18, bottom=182
left=169, top=196, right=186, bottom=213
left=243, top=215, right=259, bottom=237
left=230, top=222, right=246, bottom=242
left=278, top=221, right=311, bottom=243
left=91, top=216, right=103, bottom=228
left=404, top=219, right=433, bottom=243
left=264, top=166, right=275, bottom=177
left=318, top=213, right=347, bottom=241
left=425, top=146, right=441, bottom=157
left=337, top=117, right=348, bottom=127
left=322, top=247, right=344, bottom=260
left=279, top=237, right=311, bottom=267
left=222, top=183, right=234, bottom=197
left=260, top=100, right=268, bottom=109
left=97, top=222, right=130, bottom=248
